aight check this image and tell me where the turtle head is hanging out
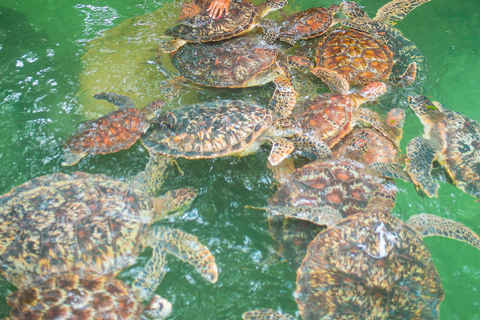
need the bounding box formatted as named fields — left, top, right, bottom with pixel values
left=358, top=82, right=387, bottom=101
left=341, top=1, right=369, bottom=20
left=272, top=117, right=302, bottom=137
left=143, top=295, right=173, bottom=319
left=143, top=99, right=167, bottom=119
left=158, top=36, right=187, bottom=53
left=408, top=95, right=445, bottom=126
left=327, top=3, right=341, bottom=16
left=265, top=0, right=287, bottom=11
left=385, top=108, right=405, bottom=129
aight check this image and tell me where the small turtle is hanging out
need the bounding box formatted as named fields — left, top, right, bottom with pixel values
left=167, top=37, right=297, bottom=116
left=63, top=92, right=165, bottom=166
left=142, top=100, right=331, bottom=167
left=321, top=0, right=430, bottom=84
left=332, top=107, right=411, bottom=181
left=406, top=95, right=480, bottom=201
left=158, top=0, right=287, bottom=53
left=0, top=169, right=218, bottom=315
left=293, top=67, right=400, bottom=151
left=260, top=4, right=340, bottom=45
left=244, top=192, right=480, bottom=320
left=7, top=269, right=172, bottom=320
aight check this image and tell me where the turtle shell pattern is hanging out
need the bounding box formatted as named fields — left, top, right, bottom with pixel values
left=142, top=100, right=272, bottom=158
left=316, top=28, right=394, bottom=85
left=65, top=108, right=148, bottom=155
left=7, top=271, right=144, bottom=320
left=0, top=172, right=152, bottom=286
left=275, top=7, right=337, bottom=43
left=268, top=160, right=390, bottom=267
left=171, top=37, right=278, bottom=88
left=294, top=92, right=356, bottom=148
left=165, top=2, right=258, bottom=42
left=296, top=210, right=444, bottom=319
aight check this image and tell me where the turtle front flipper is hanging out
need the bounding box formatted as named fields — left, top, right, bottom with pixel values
left=293, top=135, right=332, bottom=161
left=311, top=66, right=350, bottom=94
left=395, top=61, right=417, bottom=87
left=243, top=309, right=296, bottom=320
left=406, top=214, right=480, bottom=250
left=158, top=36, right=187, bottom=53
left=136, top=154, right=170, bottom=196
left=269, top=77, right=297, bottom=117
left=368, top=162, right=411, bottom=182
left=94, top=92, right=135, bottom=108
left=375, top=0, right=432, bottom=23
left=267, top=137, right=295, bottom=166
left=406, top=137, right=439, bottom=197
left=268, top=205, right=344, bottom=226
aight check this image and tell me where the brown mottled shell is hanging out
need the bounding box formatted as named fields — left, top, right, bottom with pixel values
left=294, top=93, right=356, bottom=148
left=296, top=210, right=444, bottom=319
left=268, top=160, right=390, bottom=267
left=0, top=172, right=151, bottom=286
left=171, top=37, right=278, bottom=87
left=276, top=7, right=335, bottom=43
left=316, top=28, right=394, bottom=85
left=7, top=271, right=143, bottom=320
left=65, top=108, right=148, bottom=155
left=142, top=100, right=272, bottom=158
left=165, top=2, right=258, bottom=42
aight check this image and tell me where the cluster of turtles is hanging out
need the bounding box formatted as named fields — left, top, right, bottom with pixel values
left=1, top=0, right=480, bottom=319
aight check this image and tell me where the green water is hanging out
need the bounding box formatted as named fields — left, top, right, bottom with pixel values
left=0, top=0, right=479, bottom=318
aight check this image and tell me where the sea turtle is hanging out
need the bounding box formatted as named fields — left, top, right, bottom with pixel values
left=260, top=4, right=341, bottom=45
left=244, top=191, right=480, bottom=320
left=158, top=0, right=287, bottom=53
left=63, top=92, right=165, bottom=166
left=0, top=168, right=218, bottom=316
left=166, top=37, right=297, bottom=116
left=406, top=95, right=480, bottom=201
left=319, top=0, right=430, bottom=85
left=142, top=100, right=331, bottom=167
left=6, top=269, right=172, bottom=320
left=331, top=107, right=411, bottom=181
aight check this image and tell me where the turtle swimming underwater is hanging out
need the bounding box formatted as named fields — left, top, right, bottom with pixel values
left=0, top=168, right=218, bottom=315
left=244, top=190, right=480, bottom=320
left=406, top=95, right=480, bottom=201
left=63, top=92, right=165, bottom=166
left=142, top=99, right=331, bottom=166
left=318, top=0, right=430, bottom=85
left=158, top=0, right=287, bottom=52
left=260, top=4, right=340, bottom=45
left=7, top=269, right=172, bottom=320
left=166, top=37, right=297, bottom=116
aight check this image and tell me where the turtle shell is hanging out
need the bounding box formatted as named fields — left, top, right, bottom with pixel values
left=65, top=107, right=148, bottom=155
left=7, top=270, right=145, bottom=320
left=275, top=7, right=337, bottom=43
left=165, top=2, right=258, bottom=42
left=296, top=209, right=444, bottom=319
left=171, top=37, right=278, bottom=88
left=316, top=28, right=394, bottom=85
left=268, top=160, right=391, bottom=268
left=294, top=92, right=356, bottom=148
left=0, top=172, right=152, bottom=286
left=142, top=100, right=272, bottom=158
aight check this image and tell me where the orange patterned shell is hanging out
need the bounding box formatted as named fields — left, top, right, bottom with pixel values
left=295, top=93, right=356, bottom=148
left=65, top=108, right=148, bottom=155
left=316, top=28, right=394, bottom=85
left=276, top=7, right=336, bottom=42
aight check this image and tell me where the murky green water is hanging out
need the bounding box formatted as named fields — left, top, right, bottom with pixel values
left=1, top=0, right=479, bottom=318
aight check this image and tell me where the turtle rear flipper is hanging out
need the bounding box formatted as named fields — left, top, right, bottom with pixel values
left=406, top=214, right=480, bottom=250
left=269, top=77, right=297, bottom=117
left=268, top=205, right=344, bottom=226
left=406, top=137, right=439, bottom=197
left=62, top=150, right=87, bottom=166
left=94, top=91, right=135, bottom=108
left=243, top=309, right=296, bottom=320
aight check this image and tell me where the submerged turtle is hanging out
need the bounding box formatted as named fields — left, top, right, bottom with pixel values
left=167, top=37, right=297, bottom=116
left=331, top=107, right=410, bottom=181
left=63, top=92, right=165, bottom=166
left=7, top=269, right=172, bottom=320
left=260, top=4, right=340, bottom=45
left=0, top=168, right=218, bottom=315
left=244, top=191, right=480, bottom=320
left=406, top=95, right=480, bottom=201
left=142, top=100, right=330, bottom=166
left=320, top=0, right=430, bottom=84
left=158, top=0, right=287, bottom=53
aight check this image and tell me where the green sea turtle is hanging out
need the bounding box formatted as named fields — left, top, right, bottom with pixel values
left=244, top=190, right=480, bottom=320
left=158, top=0, right=288, bottom=52
left=260, top=4, right=340, bottom=44
left=63, top=92, right=165, bottom=166
left=0, top=168, right=218, bottom=316
left=142, top=100, right=331, bottom=166
left=406, top=95, right=480, bottom=201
